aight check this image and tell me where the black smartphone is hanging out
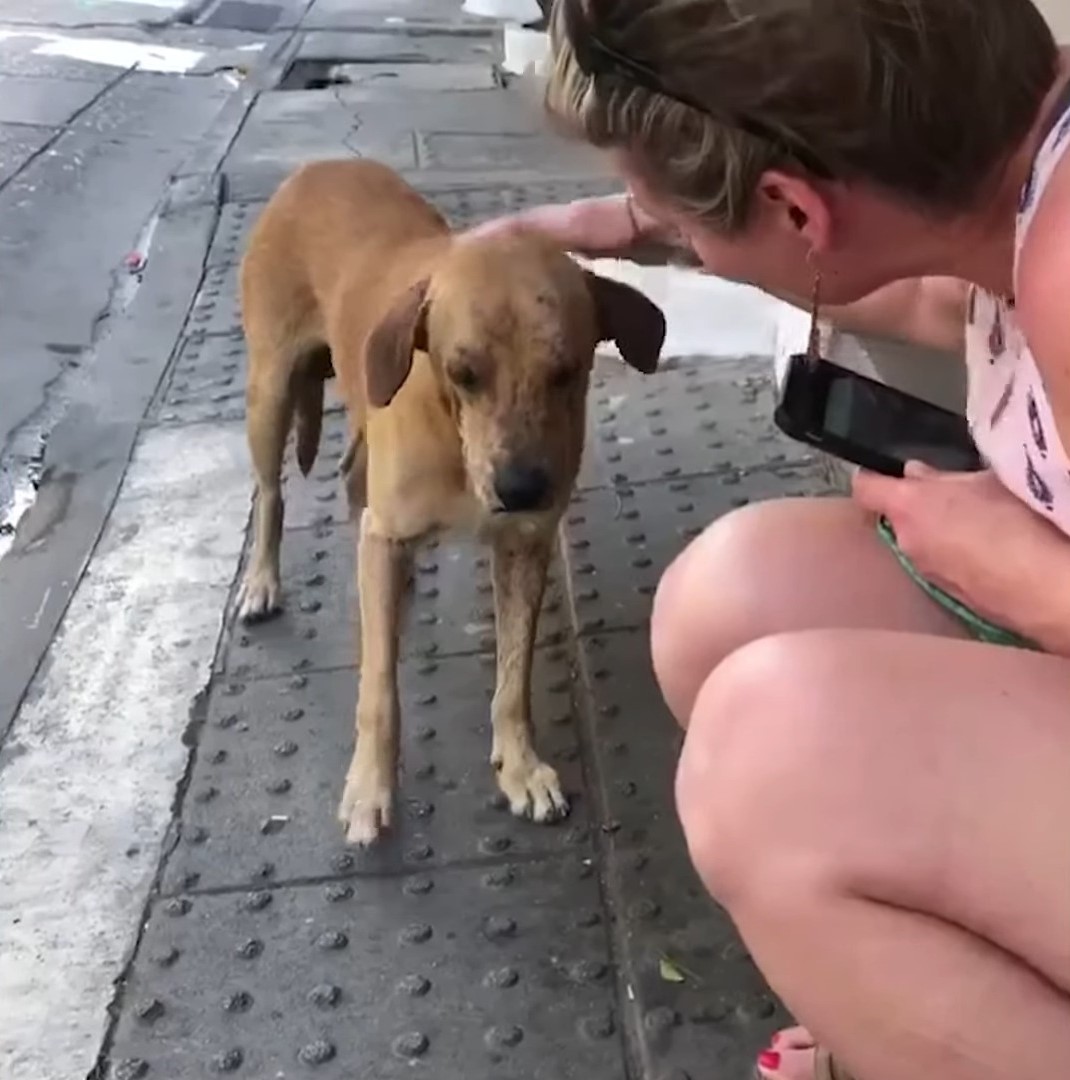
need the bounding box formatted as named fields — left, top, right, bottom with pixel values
left=774, top=353, right=983, bottom=477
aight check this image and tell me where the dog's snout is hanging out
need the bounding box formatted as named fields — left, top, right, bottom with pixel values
left=493, top=461, right=551, bottom=513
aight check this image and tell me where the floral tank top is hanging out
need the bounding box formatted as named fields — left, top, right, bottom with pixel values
left=965, top=87, right=1070, bottom=534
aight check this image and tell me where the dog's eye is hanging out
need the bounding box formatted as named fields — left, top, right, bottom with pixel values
left=452, top=365, right=480, bottom=392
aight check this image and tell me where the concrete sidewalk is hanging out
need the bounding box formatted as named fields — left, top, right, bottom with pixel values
left=0, top=3, right=834, bottom=1077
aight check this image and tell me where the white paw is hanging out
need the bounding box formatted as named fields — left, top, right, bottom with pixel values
left=337, top=770, right=394, bottom=847
left=237, top=568, right=281, bottom=623
left=494, top=754, right=570, bottom=823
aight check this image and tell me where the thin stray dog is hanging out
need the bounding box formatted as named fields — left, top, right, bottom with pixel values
left=237, top=160, right=665, bottom=845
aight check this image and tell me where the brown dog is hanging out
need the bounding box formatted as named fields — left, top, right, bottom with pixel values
left=237, top=159, right=665, bottom=845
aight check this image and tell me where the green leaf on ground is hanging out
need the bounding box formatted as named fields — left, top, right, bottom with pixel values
left=658, top=956, right=687, bottom=984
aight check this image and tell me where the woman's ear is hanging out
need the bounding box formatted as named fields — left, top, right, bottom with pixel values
left=758, top=170, right=833, bottom=254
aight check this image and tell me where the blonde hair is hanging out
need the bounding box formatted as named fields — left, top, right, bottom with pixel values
left=546, top=0, right=1058, bottom=232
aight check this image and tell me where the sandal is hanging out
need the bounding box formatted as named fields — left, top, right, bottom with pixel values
left=755, top=1043, right=857, bottom=1080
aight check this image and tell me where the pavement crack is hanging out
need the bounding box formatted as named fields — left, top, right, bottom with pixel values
left=332, top=86, right=363, bottom=158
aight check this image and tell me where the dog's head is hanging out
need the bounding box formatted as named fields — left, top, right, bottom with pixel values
left=364, top=236, right=665, bottom=517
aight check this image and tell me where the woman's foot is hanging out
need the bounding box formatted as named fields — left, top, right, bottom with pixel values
left=756, top=1027, right=820, bottom=1080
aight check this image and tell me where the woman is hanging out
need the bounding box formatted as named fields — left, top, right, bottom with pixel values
left=474, top=2, right=1070, bottom=1078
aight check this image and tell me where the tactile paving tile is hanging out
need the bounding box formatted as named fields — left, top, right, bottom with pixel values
left=575, top=628, right=679, bottom=852
left=417, top=130, right=595, bottom=170
left=278, top=410, right=351, bottom=530
left=147, top=332, right=246, bottom=424
left=611, top=838, right=789, bottom=1078
left=194, top=179, right=622, bottom=335
left=204, top=179, right=620, bottom=268
left=187, top=260, right=243, bottom=336
left=580, top=355, right=816, bottom=490
left=145, top=329, right=355, bottom=519
left=108, top=858, right=626, bottom=1080
left=564, top=464, right=837, bottom=632
left=166, top=648, right=589, bottom=891
left=205, top=199, right=265, bottom=267
left=219, top=524, right=570, bottom=677
left=435, top=177, right=624, bottom=228
left=576, top=629, right=790, bottom=1078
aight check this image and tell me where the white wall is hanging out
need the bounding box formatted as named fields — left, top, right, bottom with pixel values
left=1036, top=0, right=1070, bottom=42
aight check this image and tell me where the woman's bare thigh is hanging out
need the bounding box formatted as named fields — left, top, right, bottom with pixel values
left=684, top=628, right=1070, bottom=990
left=652, top=496, right=969, bottom=721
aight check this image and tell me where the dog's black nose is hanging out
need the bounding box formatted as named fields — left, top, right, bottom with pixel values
left=494, top=462, right=551, bottom=512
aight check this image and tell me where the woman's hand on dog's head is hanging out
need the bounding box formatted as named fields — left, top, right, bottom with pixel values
left=462, top=194, right=659, bottom=260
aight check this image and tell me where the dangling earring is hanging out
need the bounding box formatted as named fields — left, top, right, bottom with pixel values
left=805, top=249, right=822, bottom=365
left=623, top=189, right=641, bottom=243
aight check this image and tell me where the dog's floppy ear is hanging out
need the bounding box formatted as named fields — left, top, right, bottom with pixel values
left=585, top=271, right=666, bottom=374
left=365, top=278, right=430, bottom=408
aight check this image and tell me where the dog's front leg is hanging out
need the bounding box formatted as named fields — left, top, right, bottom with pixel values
left=338, top=512, right=411, bottom=846
left=490, top=530, right=569, bottom=823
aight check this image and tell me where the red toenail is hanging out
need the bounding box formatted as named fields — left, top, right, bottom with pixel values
left=758, top=1050, right=781, bottom=1070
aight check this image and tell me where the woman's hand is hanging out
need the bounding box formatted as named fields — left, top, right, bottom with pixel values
left=853, top=462, right=1070, bottom=648
left=462, top=193, right=690, bottom=263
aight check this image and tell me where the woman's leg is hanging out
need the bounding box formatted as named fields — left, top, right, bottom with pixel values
left=650, top=497, right=969, bottom=725
left=677, top=630, right=1070, bottom=1080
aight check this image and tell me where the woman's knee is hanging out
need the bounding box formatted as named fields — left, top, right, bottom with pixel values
left=649, top=541, right=702, bottom=725
left=674, top=632, right=865, bottom=907
left=650, top=499, right=816, bottom=726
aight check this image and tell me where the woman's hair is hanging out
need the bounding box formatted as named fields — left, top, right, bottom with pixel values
left=546, top=0, right=1059, bottom=231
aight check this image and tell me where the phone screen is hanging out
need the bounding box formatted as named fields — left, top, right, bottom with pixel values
left=822, top=369, right=980, bottom=472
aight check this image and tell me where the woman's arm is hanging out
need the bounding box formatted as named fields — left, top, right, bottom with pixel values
left=469, top=198, right=967, bottom=354
left=768, top=277, right=968, bottom=355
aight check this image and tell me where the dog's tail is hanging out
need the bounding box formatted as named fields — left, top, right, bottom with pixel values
left=293, top=375, right=324, bottom=477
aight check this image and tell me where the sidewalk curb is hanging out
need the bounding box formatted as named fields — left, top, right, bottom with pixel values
left=169, top=29, right=301, bottom=203
left=0, top=196, right=222, bottom=743
left=0, top=18, right=305, bottom=745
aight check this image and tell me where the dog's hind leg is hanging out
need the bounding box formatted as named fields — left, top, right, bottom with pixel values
left=337, top=511, right=411, bottom=845
left=489, top=530, right=570, bottom=823
left=238, top=355, right=295, bottom=623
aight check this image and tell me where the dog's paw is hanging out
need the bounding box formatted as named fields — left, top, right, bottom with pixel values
left=337, top=771, right=393, bottom=847
left=494, top=754, right=570, bottom=824
left=237, top=570, right=282, bottom=624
